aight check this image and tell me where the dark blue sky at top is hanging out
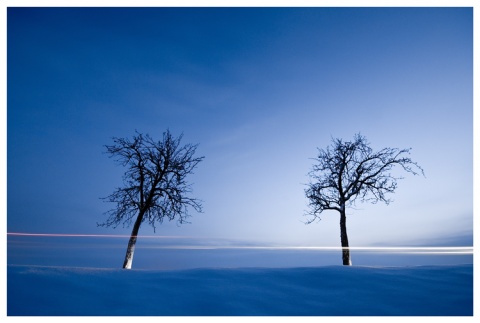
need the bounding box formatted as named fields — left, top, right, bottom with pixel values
left=7, top=7, right=473, bottom=257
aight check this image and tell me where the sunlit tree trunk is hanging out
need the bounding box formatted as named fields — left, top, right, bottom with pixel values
left=339, top=206, right=352, bottom=266
left=122, top=210, right=145, bottom=269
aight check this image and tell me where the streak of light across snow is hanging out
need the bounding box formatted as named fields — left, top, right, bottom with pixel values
left=7, top=232, right=473, bottom=254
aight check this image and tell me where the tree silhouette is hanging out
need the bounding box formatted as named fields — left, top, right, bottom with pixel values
left=305, top=133, right=424, bottom=265
left=99, top=130, right=204, bottom=269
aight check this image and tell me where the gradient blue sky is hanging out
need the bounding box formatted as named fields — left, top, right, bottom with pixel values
left=6, top=6, right=474, bottom=266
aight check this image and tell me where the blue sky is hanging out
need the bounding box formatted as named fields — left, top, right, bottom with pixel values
left=6, top=7, right=473, bottom=267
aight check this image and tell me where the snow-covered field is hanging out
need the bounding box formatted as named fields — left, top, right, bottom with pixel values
left=7, top=264, right=473, bottom=316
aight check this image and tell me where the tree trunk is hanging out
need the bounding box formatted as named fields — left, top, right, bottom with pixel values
left=339, top=207, right=352, bottom=266
left=122, top=211, right=145, bottom=269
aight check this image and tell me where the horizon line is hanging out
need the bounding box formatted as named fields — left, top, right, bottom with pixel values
left=6, top=232, right=473, bottom=253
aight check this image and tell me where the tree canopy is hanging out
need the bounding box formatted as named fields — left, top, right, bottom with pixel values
left=305, top=133, right=424, bottom=222
left=100, top=130, right=204, bottom=231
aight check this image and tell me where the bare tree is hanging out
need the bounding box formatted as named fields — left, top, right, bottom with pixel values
left=99, top=130, right=204, bottom=269
left=305, top=133, right=424, bottom=265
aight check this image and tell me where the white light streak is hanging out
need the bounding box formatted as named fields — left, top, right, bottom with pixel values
left=139, top=245, right=473, bottom=254
left=6, top=233, right=473, bottom=255
left=6, top=232, right=186, bottom=239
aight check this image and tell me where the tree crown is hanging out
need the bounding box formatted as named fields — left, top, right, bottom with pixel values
left=99, top=130, right=204, bottom=230
left=305, top=133, right=424, bottom=223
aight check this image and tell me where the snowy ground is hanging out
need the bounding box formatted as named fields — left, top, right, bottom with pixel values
left=7, top=264, right=473, bottom=316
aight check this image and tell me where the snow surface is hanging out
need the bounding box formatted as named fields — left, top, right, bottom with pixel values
left=7, top=264, right=473, bottom=316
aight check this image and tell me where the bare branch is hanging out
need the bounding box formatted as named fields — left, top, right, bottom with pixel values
left=305, top=133, right=424, bottom=222
left=99, top=130, right=204, bottom=229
